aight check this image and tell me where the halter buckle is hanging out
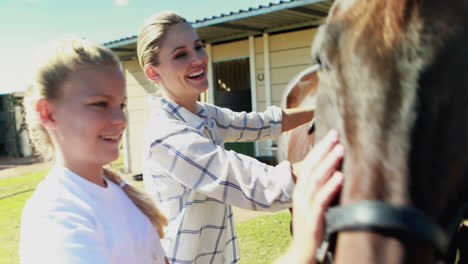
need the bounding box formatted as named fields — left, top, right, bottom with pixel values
left=316, top=240, right=329, bottom=263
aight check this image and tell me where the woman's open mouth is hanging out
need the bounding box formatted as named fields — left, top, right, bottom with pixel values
left=187, top=68, right=205, bottom=81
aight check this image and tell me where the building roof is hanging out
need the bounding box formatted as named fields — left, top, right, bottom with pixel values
left=104, top=0, right=333, bottom=60
left=0, top=92, right=24, bottom=97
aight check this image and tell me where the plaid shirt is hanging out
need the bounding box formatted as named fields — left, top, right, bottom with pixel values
left=143, top=96, right=294, bottom=264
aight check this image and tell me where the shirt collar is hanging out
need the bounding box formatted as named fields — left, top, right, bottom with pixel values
left=149, top=95, right=208, bottom=130
left=51, top=164, right=111, bottom=192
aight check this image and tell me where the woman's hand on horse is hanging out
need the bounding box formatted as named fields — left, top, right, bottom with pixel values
left=289, top=130, right=345, bottom=263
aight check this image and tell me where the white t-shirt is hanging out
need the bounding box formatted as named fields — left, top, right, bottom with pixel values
left=20, top=165, right=166, bottom=264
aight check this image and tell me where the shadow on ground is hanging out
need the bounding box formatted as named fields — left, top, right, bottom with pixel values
left=0, top=155, right=42, bottom=171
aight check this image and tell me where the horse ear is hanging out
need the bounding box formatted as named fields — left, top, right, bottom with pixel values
left=285, top=65, right=320, bottom=108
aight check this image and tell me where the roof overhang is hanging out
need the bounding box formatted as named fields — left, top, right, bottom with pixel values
left=104, top=0, right=333, bottom=60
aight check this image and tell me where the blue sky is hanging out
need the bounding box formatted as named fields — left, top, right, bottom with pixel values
left=0, top=0, right=280, bottom=94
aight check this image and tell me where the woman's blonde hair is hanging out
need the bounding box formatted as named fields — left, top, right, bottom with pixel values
left=137, top=11, right=187, bottom=68
left=23, top=36, right=167, bottom=237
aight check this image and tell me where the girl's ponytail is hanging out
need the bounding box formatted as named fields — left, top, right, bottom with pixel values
left=103, top=168, right=167, bottom=238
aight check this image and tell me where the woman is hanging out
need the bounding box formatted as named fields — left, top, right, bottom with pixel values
left=137, top=11, right=342, bottom=264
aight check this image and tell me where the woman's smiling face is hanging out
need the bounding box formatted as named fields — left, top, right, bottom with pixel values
left=151, top=22, right=209, bottom=103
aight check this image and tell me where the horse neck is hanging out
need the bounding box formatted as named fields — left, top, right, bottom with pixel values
left=408, top=12, right=468, bottom=224
left=335, top=233, right=435, bottom=264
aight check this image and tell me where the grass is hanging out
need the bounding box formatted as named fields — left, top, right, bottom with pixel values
left=236, top=211, right=292, bottom=264
left=0, top=164, right=291, bottom=264
left=0, top=168, right=49, bottom=264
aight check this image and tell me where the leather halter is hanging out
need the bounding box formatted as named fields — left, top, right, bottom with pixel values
left=315, top=200, right=468, bottom=263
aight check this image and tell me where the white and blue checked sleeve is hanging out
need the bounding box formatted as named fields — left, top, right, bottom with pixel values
left=147, top=127, right=294, bottom=211
left=205, top=104, right=283, bottom=143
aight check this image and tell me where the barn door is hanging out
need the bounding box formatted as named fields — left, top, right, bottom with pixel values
left=213, top=57, right=254, bottom=157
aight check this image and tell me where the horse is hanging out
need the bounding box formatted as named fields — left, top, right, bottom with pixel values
left=279, top=0, right=468, bottom=263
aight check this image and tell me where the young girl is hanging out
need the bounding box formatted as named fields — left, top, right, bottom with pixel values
left=137, top=11, right=343, bottom=264
left=19, top=37, right=168, bottom=264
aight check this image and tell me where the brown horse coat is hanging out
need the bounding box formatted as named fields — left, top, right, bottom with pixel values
left=311, top=0, right=468, bottom=263
left=280, top=0, right=468, bottom=263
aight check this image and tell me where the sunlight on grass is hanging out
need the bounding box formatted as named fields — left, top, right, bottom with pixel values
left=0, top=170, right=48, bottom=197
left=0, top=169, right=48, bottom=264
left=235, top=211, right=292, bottom=264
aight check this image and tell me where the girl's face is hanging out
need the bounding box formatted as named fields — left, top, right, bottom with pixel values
left=152, top=22, right=209, bottom=102
left=50, top=65, right=127, bottom=167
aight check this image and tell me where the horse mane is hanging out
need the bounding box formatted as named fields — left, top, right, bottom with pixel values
left=335, top=0, right=419, bottom=51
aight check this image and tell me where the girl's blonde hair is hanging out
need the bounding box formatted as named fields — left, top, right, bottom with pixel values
left=137, top=11, right=187, bottom=68
left=104, top=167, right=167, bottom=237
left=24, top=37, right=120, bottom=160
left=23, top=37, right=167, bottom=237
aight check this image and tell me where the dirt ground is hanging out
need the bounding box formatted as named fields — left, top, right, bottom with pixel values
left=0, top=155, right=42, bottom=169
left=0, top=155, right=51, bottom=178
left=1, top=156, right=279, bottom=223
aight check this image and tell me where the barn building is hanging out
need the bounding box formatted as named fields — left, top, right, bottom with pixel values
left=104, top=0, right=332, bottom=173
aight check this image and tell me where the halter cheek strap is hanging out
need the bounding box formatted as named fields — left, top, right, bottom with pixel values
left=316, top=200, right=451, bottom=263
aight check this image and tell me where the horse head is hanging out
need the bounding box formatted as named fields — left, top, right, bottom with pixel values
left=311, top=0, right=468, bottom=263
